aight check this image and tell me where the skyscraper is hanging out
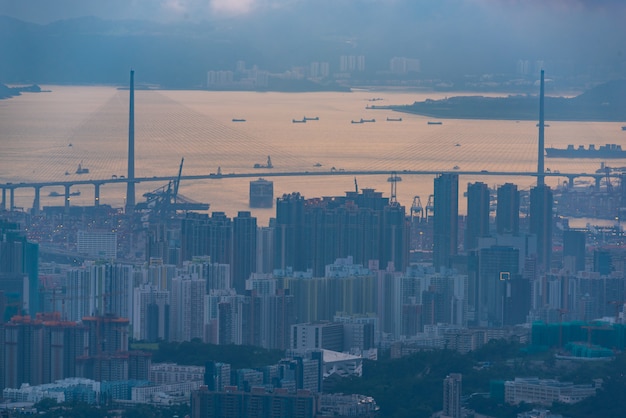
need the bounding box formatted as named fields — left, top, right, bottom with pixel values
left=530, top=184, right=553, bottom=270
left=0, top=221, right=39, bottom=315
left=274, top=193, right=306, bottom=272
left=274, top=189, right=408, bottom=277
left=477, top=245, right=520, bottom=326
left=232, top=211, right=257, bottom=294
left=465, top=182, right=490, bottom=251
left=563, top=230, right=586, bottom=273
left=442, top=373, right=462, bottom=418
left=434, top=173, right=459, bottom=271
left=496, top=183, right=520, bottom=235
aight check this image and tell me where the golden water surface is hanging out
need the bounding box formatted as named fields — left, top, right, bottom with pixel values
left=1, top=86, right=623, bottom=226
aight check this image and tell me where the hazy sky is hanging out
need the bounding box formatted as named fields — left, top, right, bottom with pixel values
left=1, top=0, right=624, bottom=83
left=2, top=0, right=626, bottom=26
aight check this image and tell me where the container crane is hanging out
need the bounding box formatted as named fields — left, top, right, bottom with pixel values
left=411, top=196, right=423, bottom=221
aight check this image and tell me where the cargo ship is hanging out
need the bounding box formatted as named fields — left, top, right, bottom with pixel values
left=545, top=144, right=626, bottom=158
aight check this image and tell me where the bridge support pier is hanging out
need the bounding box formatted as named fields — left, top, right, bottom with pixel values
left=94, top=183, right=100, bottom=207
left=32, top=186, right=41, bottom=215
left=566, top=175, right=576, bottom=189
left=64, top=185, right=71, bottom=214
left=9, top=187, right=15, bottom=211
left=594, top=176, right=602, bottom=191
left=1, top=187, right=5, bottom=211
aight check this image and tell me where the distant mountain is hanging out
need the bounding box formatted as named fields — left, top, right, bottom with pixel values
left=1, top=2, right=624, bottom=89
left=384, top=79, right=626, bottom=122
left=0, top=82, right=42, bottom=99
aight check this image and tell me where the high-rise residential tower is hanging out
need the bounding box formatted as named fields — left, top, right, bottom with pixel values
left=465, top=182, right=490, bottom=251
left=433, top=173, right=459, bottom=271
left=530, top=184, right=553, bottom=270
left=232, top=211, right=257, bottom=294
left=496, top=183, right=520, bottom=235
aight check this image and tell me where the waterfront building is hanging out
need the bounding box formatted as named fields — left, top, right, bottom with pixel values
left=249, top=179, right=273, bottom=208
left=433, top=173, right=459, bottom=271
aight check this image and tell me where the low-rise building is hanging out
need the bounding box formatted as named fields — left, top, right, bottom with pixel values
left=504, top=377, right=600, bottom=406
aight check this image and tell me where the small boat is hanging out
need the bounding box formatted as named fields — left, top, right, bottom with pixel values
left=536, top=123, right=551, bottom=127
left=622, top=126, right=626, bottom=131
left=362, top=118, right=375, bottom=123
left=68, top=143, right=72, bottom=147
left=304, top=116, right=319, bottom=121
left=453, top=165, right=460, bottom=170
left=292, top=118, right=306, bottom=123
left=351, top=119, right=364, bottom=124
left=386, top=117, right=402, bottom=122
left=455, top=143, right=461, bottom=147
left=232, top=118, right=246, bottom=122
left=49, top=190, right=81, bottom=197
left=314, top=163, right=322, bottom=167
left=75, top=162, right=89, bottom=174
left=427, top=121, right=443, bottom=125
